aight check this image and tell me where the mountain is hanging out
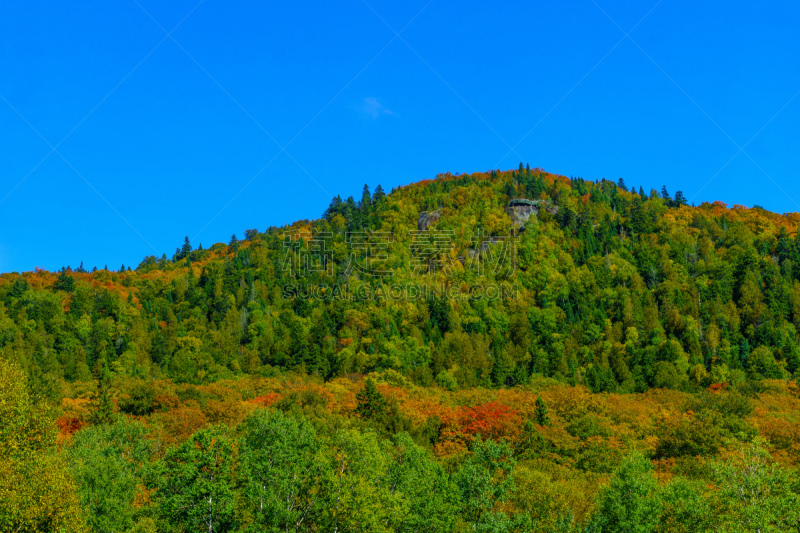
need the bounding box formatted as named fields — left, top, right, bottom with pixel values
left=4, top=165, right=800, bottom=391
left=5, top=165, right=800, bottom=531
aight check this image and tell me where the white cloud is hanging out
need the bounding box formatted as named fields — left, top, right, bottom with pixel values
left=361, top=97, right=394, bottom=119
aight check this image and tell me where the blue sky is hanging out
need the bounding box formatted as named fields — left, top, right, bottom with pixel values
left=1, top=0, right=799, bottom=273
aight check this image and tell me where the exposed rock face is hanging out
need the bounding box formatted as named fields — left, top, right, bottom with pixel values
left=506, top=199, right=538, bottom=227
left=418, top=210, right=440, bottom=231
left=505, top=198, right=558, bottom=228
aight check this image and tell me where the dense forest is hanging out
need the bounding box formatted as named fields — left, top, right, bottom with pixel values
left=4, top=166, right=800, bottom=531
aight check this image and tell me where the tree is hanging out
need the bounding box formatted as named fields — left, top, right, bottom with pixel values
left=118, top=381, right=156, bottom=416
left=54, top=269, right=75, bottom=293
left=713, top=438, right=800, bottom=532
left=535, top=394, right=551, bottom=426
left=617, top=178, right=628, bottom=191
left=361, top=183, right=372, bottom=210
left=240, top=410, right=325, bottom=531
left=229, top=234, right=239, bottom=248
left=0, top=359, right=88, bottom=533
left=389, top=433, right=458, bottom=533
left=182, top=236, right=193, bottom=256
left=88, top=363, right=116, bottom=425
left=153, top=427, right=236, bottom=533
left=373, top=184, right=386, bottom=204
left=356, top=378, right=389, bottom=420
left=321, top=430, right=408, bottom=533
left=660, top=186, right=670, bottom=201
left=589, top=452, right=661, bottom=533
left=453, top=438, right=523, bottom=531
left=68, top=418, right=153, bottom=533
left=673, top=191, right=687, bottom=206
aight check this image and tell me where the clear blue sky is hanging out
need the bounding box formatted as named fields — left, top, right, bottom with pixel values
left=1, top=0, right=799, bottom=273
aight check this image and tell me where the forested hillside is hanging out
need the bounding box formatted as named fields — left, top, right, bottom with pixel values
left=4, top=166, right=800, bottom=532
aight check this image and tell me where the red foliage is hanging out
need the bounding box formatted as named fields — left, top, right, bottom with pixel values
left=435, top=401, right=522, bottom=455
left=56, top=415, right=84, bottom=438
left=249, top=392, right=281, bottom=407
left=457, top=401, right=521, bottom=440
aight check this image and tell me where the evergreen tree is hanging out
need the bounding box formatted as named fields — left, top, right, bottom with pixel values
left=89, top=364, right=115, bottom=426
left=617, top=178, right=627, bottom=191
left=181, top=236, right=192, bottom=256
left=373, top=184, right=386, bottom=204
left=54, top=269, right=75, bottom=293
left=535, top=394, right=551, bottom=426
left=360, top=183, right=372, bottom=210
left=740, top=339, right=751, bottom=368
left=355, top=379, right=389, bottom=420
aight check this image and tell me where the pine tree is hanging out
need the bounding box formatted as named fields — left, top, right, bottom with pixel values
left=89, top=363, right=115, bottom=425
left=535, top=394, right=550, bottom=426
left=355, top=379, right=388, bottom=420
left=360, top=184, right=371, bottom=211
left=181, top=236, right=192, bottom=256
left=373, top=184, right=386, bottom=204
left=55, top=269, right=75, bottom=293
left=617, top=178, right=627, bottom=191
left=740, top=339, right=751, bottom=368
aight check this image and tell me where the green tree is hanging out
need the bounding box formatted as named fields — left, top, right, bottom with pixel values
left=54, top=269, right=75, bottom=293
left=0, top=359, right=88, bottom=533
left=453, top=439, right=520, bottom=531
left=68, top=417, right=154, bottom=533
left=240, top=410, right=325, bottom=532
left=373, top=184, right=386, bottom=204
left=361, top=183, right=372, bottom=211
left=389, top=433, right=458, bottom=533
left=589, top=453, right=661, bottom=533
left=182, top=236, right=193, bottom=256
left=321, top=429, right=408, bottom=533
left=88, top=363, right=116, bottom=425
left=356, top=378, right=389, bottom=420
left=713, top=439, right=800, bottom=532
left=535, top=394, right=551, bottom=426
left=153, top=427, right=236, bottom=533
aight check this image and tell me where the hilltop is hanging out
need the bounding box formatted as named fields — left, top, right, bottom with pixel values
left=5, top=166, right=800, bottom=531
left=3, top=165, right=800, bottom=392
